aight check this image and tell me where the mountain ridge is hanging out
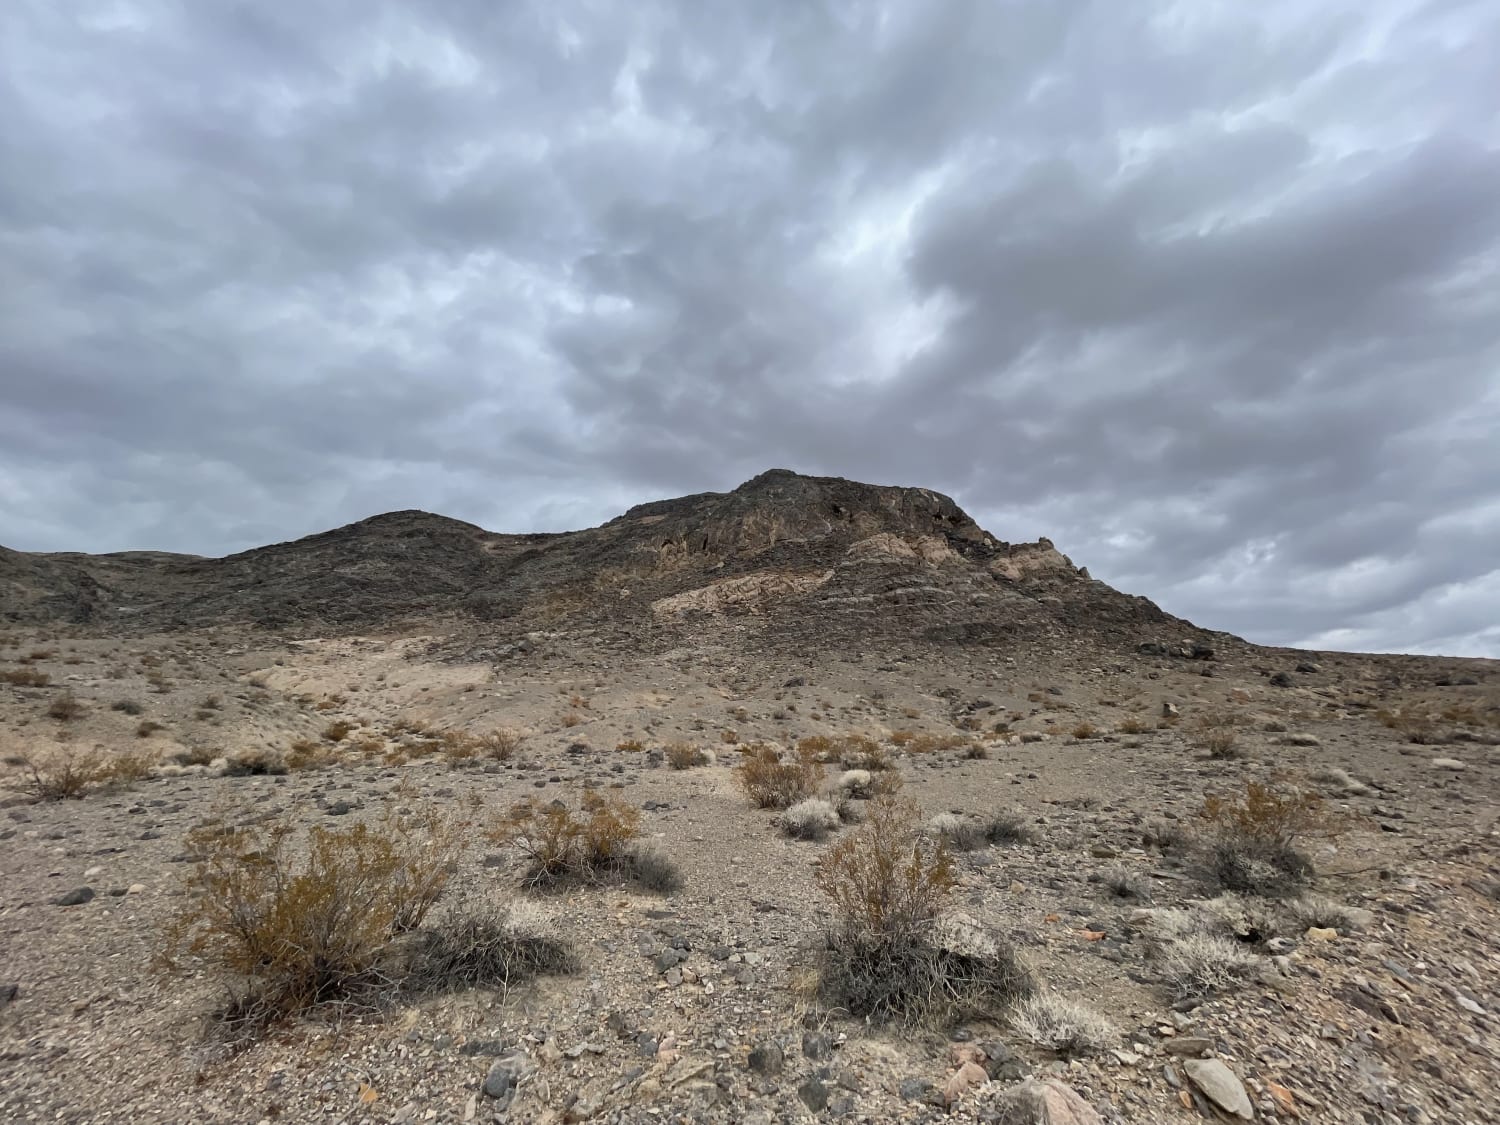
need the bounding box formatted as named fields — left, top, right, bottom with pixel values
left=0, top=470, right=1210, bottom=659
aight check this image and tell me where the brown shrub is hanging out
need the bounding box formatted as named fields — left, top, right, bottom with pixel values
left=0, top=668, right=50, bottom=687
left=559, top=712, right=584, bottom=728
left=492, top=792, right=645, bottom=888
left=665, top=742, right=710, bottom=769
left=161, top=803, right=470, bottom=1038
left=735, top=743, right=824, bottom=809
left=15, top=749, right=109, bottom=800
left=286, top=739, right=339, bottom=771
left=47, top=693, right=86, bottom=721
left=322, top=720, right=355, bottom=743
left=816, top=795, right=955, bottom=939
left=616, top=738, right=646, bottom=753
left=1195, top=779, right=1342, bottom=897
left=136, top=720, right=166, bottom=738
left=1070, top=721, right=1097, bottom=740
left=1116, top=716, right=1149, bottom=735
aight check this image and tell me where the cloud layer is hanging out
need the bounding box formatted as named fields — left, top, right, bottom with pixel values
left=2, top=1, right=1498, bottom=655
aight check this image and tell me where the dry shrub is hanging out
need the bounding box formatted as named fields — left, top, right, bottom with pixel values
left=47, top=693, right=86, bottom=721
left=1, top=668, right=51, bottom=687
left=1156, top=933, right=1261, bottom=998
left=616, top=739, right=646, bottom=753
left=15, top=749, right=109, bottom=800
left=985, top=811, right=1037, bottom=845
left=817, top=796, right=955, bottom=939
left=493, top=793, right=660, bottom=890
left=665, top=742, right=710, bottom=769
left=898, top=732, right=973, bottom=755
left=1070, top=722, right=1097, bottom=740
left=1195, top=712, right=1244, bottom=759
left=111, top=698, right=144, bottom=715
left=929, top=813, right=985, bottom=852
left=1195, top=779, right=1334, bottom=896
left=162, top=802, right=470, bottom=1040
left=322, top=720, right=355, bottom=743
left=135, top=720, right=165, bottom=738
left=405, top=899, right=577, bottom=997
left=719, top=729, right=739, bottom=744
left=224, top=746, right=289, bottom=776
left=736, top=743, right=824, bottom=809
left=1011, top=993, right=1119, bottom=1056
left=285, top=739, right=339, bottom=772
left=104, top=747, right=159, bottom=785
left=559, top=712, right=584, bottom=728
left=814, top=802, right=1029, bottom=1026
left=1116, top=716, right=1149, bottom=735
left=782, top=798, right=840, bottom=841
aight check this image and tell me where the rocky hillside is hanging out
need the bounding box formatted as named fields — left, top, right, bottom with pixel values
left=0, top=469, right=1206, bottom=655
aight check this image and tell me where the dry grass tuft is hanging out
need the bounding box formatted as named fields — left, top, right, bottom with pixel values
left=1156, top=932, right=1262, bottom=998
left=47, top=692, right=86, bottom=721
left=1010, top=993, right=1119, bottom=1056
left=492, top=793, right=669, bottom=891
left=782, top=798, right=841, bottom=841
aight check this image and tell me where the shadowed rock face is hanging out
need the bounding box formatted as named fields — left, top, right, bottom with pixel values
left=0, top=469, right=1206, bottom=655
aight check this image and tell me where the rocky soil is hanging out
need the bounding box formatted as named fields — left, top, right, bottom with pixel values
left=1, top=473, right=1496, bottom=1123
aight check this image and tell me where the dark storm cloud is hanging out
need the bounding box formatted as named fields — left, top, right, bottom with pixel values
left=2, top=1, right=1498, bottom=655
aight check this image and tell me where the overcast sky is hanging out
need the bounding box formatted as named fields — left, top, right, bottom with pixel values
left=2, top=2, right=1498, bottom=657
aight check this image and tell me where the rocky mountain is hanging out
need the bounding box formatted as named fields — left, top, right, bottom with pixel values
left=0, top=469, right=1209, bottom=656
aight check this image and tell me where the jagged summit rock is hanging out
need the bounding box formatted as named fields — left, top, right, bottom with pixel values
left=0, top=470, right=1207, bottom=656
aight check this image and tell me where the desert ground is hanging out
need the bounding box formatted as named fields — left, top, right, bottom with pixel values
left=1, top=620, right=1496, bottom=1125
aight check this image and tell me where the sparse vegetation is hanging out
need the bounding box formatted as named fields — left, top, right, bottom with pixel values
left=1156, top=932, right=1262, bottom=998
left=812, top=796, right=1029, bottom=1027
left=161, top=803, right=472, bottom=1040
left=735, top=743, right=825, bottom=809
left=14, top=749, right=108, bottom=800
left=1195, top=779, right=1337, bottom=896
left=405, top=899, right=578, bottom=998
left=929, top=812, right=985, bottom=852
left=0, top=668, right=51, bottom=687
left=985, top=811, right=1037, bottom=846
left=1099, top=867, right=1151, bottom=902
left=1010, top=993, right=1119, bottom=1056
left=665, top=741, right=711, bottom=769
left=782, top=797, right=840, bottom=841
left=493, top=793, right=672, bottom=892
left=47, top=692, right=86, bottom=721
left=1116, top=716, right=1149, bottom=735
left=321, top=720, right=355, bottom=742
left=112, top=698, right=144, bottom=715
left=136, top=719, right=166, bottom=738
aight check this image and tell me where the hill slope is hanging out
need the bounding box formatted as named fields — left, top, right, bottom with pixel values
left=0, top=469, right=1205, bottom=655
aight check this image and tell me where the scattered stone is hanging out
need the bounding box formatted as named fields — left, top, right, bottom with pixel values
left=989, top=1078, right=1104, bottom=1124
left=1161, top=1037, right=1213, bottom=1057
left=1183, top=1058, right=1254, bottom=1120
left=802, top=1030, right=833, bottom=1060
left=899, top=1078, right=938, bottom=1105
left=53, top=887, right=94, bottom=907
left=1430, top=758, right=1465, bottom=771
left=944, top=1060, right=989, bottom=1104
left=1305, top=926, right=1338, bottom=942
left=747, top=1041, right=783, bottom=1077
left=797, top=1077, right=830, bottom=1112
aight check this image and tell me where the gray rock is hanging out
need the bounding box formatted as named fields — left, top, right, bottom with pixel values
left=747, top=1041, right=783, bottom=1077
left=1161, top=1036, right=1213, bottom=1057
left=802, top=1030, right=834, bottom=1060
left=899, top=1078, right=938, bottom=1104
left=53, top=887, right=94, bottom=906
left=0, top=983, right=17, bottom=1009
left=989, top=1078, right=1103, bottom=1124
left=1183, top=1058, right=1254, bottom=1120
left=798, top=1077, right=830, bottom=1112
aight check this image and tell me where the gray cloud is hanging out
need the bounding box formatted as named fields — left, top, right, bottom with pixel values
left=2, top=0, right=1498, bottom=655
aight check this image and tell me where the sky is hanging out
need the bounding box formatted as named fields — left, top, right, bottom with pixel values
left=2, top=2, right=1498, bottom=657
